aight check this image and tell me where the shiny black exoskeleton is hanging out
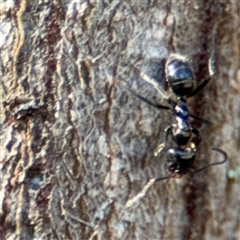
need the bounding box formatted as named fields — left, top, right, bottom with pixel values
left=165, top=54, right=210, bottom=98
left=166, top=56, right=196, bottom=96
left=164, top=123, right=202, bottom=174
left=164, top=55, right=210, bottom=147
left=129, top=54, right=227, bottom=179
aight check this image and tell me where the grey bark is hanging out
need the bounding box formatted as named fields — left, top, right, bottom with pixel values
left=0, top=1, right=239, bottom=239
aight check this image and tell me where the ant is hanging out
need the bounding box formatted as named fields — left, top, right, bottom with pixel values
left=129, top=54, right=227, bottom=182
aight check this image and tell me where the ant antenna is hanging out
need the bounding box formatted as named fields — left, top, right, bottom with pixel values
left=189, top=147, right=227, bottom=174
left=125, top=149, right=227, bottom=208
left=154, top=148, right=227, bottom=182
left=154, top=174, right=174, bottom=182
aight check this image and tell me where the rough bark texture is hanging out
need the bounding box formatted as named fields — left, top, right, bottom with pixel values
left=0, top=1, right=239, bottom=239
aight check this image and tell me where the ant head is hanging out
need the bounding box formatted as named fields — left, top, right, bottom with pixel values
left=167, top=147, right=196, bottom=174
left=166, top=55, right=196, bottom=97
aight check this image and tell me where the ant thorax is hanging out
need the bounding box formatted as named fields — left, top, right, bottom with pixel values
left=171, top=98, right=191, bottom=147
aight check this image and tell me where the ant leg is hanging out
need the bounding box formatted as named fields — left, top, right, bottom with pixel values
left=189, top=113, right=212, bottom=125
left=131, top=64, right=170, bottom=100
left=130, top=88, right=211, bottom=125
left=128, top=89, right=171, bottom=110
left=187, top=76, right=211, bottom=98
left=190, top=128, right=202, bottom=148
left=154, top=126, right=172, bottom=156
left=189, top=147, right=227, bottom=174
left=130, top=89, right=211, bottom=124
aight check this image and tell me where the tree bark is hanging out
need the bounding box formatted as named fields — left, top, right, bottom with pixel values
left=1, top=1, right=239, bottom=239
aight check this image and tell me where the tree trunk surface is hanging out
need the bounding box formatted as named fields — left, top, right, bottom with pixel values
left=0, top=1, right=239, bottom=239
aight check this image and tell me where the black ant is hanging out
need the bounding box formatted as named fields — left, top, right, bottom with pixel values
left=129, top=54, right=227, bottom=182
